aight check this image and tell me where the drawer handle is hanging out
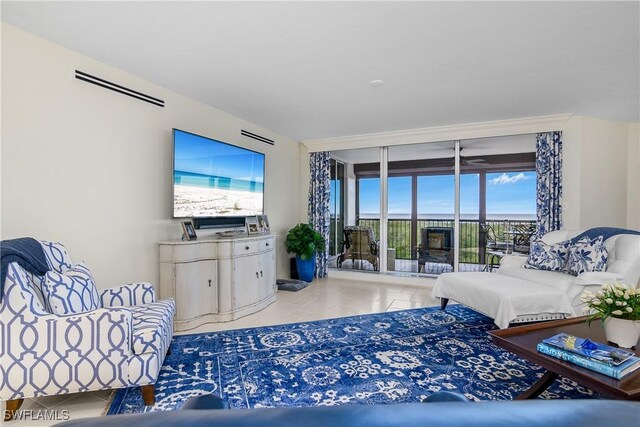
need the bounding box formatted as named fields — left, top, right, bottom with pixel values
left=256, top=272, right=259, bottom=278
left=245, top=246, right=250, bottom=250
left=266, top=242, right=270, bottom=247
left=208, top=279, right=212, bottom=288
left=260, top=271, right=263, bottom=277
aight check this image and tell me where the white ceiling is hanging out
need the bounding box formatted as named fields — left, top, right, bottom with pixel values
left=332, top=134, right=536, bottom=164
left=2, top=2, right=639, bottom=141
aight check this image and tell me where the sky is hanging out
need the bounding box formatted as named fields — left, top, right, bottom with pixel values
left=349, top=171, right=536, bottom=216
left=174, top=130, right=264, bottom=181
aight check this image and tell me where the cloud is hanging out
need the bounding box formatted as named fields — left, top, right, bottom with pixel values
left=489, top=172, right=530, bottom=185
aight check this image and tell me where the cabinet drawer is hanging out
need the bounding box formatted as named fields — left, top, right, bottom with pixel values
left=167, top=242, right=217, bottom=262
left=234, top=240, right=260, bottom=255
left=260, top=237, right=275, bottom=251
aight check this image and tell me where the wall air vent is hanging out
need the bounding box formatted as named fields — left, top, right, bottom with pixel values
left=74, top=70, right=165, bottom=107
left=241, top=129, right=274, bottom=145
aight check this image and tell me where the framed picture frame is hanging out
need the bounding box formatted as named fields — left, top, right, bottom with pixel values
left=181, top=220, right=198, bottom=241
left=246, top=216, right=260, bottom=235
left=257, top=215, right=270, bottom=234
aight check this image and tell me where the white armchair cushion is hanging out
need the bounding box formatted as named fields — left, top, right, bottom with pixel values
left=524, top=238, right=571, bottom=272
left=604, top=234, right=640, bottom=286
left=130, top=299, right=175, bottom=355
left=499, top=266, right=577, bottom=293
left=566, top=236, right=608, bottom=276
left=43, top=262, right=101, bottom=315
left=499, top=254, right=527, bottom=270
left=574, top=271, right=625, bottom=286
left=100, top=282, right=156, bottom=308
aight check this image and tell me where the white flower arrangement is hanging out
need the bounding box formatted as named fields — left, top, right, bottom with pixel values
left=580, top=283, right=640, bottom=322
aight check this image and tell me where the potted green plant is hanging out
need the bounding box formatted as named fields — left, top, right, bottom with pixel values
left=285, top=223, right=326, bottom=282
left=581, top=283, right=640, bottom=348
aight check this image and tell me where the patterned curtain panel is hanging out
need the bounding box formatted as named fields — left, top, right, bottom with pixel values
left=535, top=131, right=563, bottom=236
left=308, top=152, right=331, bottom=278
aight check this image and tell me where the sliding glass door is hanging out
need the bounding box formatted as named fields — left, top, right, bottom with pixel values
left=459, top=137, right=536, bottom=271
left=328, top=134, right=537, bottom=276
left=386, top=141, right=456, bottom=275
left=329, top=148, right=381, bottom=273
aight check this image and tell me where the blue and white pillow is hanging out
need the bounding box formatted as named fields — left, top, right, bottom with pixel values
left=40, top=241, right=73, bottom=273
left=42, top=262, right=101, bottom=315
left=566, top=236, right=608, bottom=276
left=524, top=239, right=571, bottom=272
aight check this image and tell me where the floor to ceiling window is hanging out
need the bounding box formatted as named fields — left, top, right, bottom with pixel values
left=416, top=173, right=461, bottom=274
left=327, top=134, right=536, bottom=276
left=386, top=141, right=456, bottom=274
left=460, top=136, right=537, bottom=271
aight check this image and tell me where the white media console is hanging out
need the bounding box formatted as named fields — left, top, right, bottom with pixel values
left=159, top=234, right=277, bottom=331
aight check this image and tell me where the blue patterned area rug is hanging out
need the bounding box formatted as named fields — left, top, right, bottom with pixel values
left=107, top=306, right=597, bottom=415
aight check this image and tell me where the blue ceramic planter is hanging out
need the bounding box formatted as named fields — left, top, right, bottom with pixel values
left=296, top=255, right=316, bottom=282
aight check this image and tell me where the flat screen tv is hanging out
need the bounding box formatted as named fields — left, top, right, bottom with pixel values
left=173, top=129, right=265, bottom=220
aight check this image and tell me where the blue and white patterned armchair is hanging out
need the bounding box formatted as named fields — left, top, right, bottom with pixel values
left=0, top=241, right=175, bottom=417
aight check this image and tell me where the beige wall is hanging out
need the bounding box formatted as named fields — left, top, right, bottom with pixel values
left=562, top=116, right=637, bottom=230
left=559, top=116, right=583, bottom=230
left=1, top=24, right=302, bottom=287
left=628, top=123, right=640, bottom=229
left=579, top=117, right=630, bottom=228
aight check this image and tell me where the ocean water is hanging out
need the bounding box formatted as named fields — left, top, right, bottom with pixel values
left=174, top=170, right=263, bottom=193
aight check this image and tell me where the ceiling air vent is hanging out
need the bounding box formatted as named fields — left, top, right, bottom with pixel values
left=241, top=129, right=274, bottom=145
left=75, top=70, right=165, bottom=107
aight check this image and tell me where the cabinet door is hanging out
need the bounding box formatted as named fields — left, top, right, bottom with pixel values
left=259, top=249, right=276, bottom=300
left=175, top=261, right=218, bottom=321
left=233, top=255, right=260, bottom=308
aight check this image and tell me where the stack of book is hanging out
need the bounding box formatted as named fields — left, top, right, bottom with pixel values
left=537, top=333, right=640, bottom=379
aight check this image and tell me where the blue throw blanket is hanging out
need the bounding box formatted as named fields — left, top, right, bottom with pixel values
left=570, top=227, right=640, bottom=243
left=1, top=238, right=49, bottom=302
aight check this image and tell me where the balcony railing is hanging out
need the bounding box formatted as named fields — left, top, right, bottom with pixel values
left=354, top=218, right=535, bottom=264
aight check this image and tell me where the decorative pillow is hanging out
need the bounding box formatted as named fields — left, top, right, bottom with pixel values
left=42, top=262, right=101, bottom=315
left=566, top=236, right=608, bottom=276
left=524, top=239, right=571, bottom=272
left=40, top=241, right=73, bottom=273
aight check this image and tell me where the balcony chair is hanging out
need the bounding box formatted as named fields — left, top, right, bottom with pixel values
left=337, top=226, right=379, bottom=270
left=0, top=240, right=175, bottom=420
left=480, top=223, right=512, bottom=271
left=482, top=223, right=510, bottom=251
left=416, top=227, right=454, bottom=274
left=512, top=223, right=536, bottom=254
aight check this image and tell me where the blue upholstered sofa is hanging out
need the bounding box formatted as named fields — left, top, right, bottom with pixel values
left=58, top=393, right=640, bottom=427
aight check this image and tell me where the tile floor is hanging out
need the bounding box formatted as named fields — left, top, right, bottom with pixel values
left=5, top=276, right=438, bottom=426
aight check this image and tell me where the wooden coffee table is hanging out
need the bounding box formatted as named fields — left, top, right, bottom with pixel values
left=489, top=316, right=640, bottom=400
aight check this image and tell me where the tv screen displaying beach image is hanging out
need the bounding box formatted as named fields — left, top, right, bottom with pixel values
left=173, top=130, right=264, bottom=218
